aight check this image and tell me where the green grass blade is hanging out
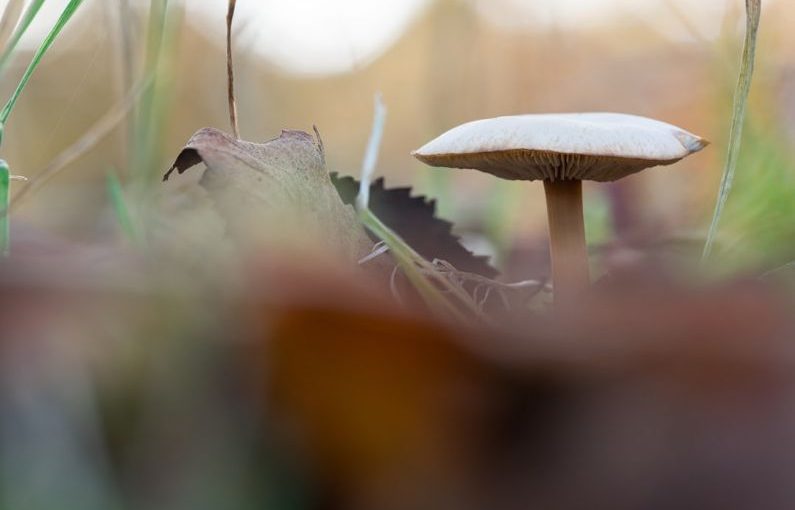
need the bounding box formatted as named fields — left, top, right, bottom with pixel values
left=130, top=0, right=174, bottom=187
left=0, top=0, right=84, bottom=129
left=0, top=0, right=26, bottom=57
left=106, top=170, right=138, bottom=243
left=359, top=208, right=467, bottom=321
left=702, top=0, right=762, bottom=261
left=0, top=0, right=46, bottom=75
left=0, top=160, right=9, bottom=256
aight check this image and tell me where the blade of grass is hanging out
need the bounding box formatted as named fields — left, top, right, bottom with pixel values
left=702, top=0, right=762, bottom=261
left=0, top=0, right=46, bottom=75
left=0, top=0, right=88, bottom=257
left=113, top=0, right=136, bottom=93
left=359, top=207, right=496, bottom=322
left=0, top=160, right=8, bottom=256
left=355, top=96, right=456, bottom=315
left=107, top=170, right=138, bottom=243
left=356, top=95, right=486, bottom=323
left=0, top=0, right=25, bottom=56
left=356, top=94, right=386, bottom=211
left=0, top=0, right=85, bottom=131
left=130, top=0, right=174, bottom=187
left=106, top=0, right=137, bottom=167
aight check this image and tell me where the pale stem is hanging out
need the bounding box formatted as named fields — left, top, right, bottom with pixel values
left=544, top=180, right=590, bottom=306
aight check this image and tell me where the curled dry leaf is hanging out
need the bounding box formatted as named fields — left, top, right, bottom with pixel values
left=164, top=128, right=373, bottom=263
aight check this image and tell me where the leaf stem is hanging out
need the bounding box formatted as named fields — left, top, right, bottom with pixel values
left=226, top=0, right=239, bottom=139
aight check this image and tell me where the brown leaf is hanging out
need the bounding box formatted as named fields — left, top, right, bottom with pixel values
left=164, top=128, right=373, bottom=262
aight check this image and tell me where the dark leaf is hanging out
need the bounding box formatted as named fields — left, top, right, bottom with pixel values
left=331, top=173, right=498, bottom=278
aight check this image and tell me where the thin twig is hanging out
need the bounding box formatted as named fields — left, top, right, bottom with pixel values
left=358, top=240, right=389, bottom=264
left=389, top=266, right=404, bottom=305
left=226, top=0, right=240, bottom=139
left=429, top=259, right=547, bottom=297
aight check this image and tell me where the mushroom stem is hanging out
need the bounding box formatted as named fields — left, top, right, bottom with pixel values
left=544, top=180, right=590, bottom=305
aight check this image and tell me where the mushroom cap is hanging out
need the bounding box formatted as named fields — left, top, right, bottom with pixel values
left=412, top=113, right=708, bottom=182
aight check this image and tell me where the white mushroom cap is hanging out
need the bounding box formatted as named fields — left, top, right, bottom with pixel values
left=412, top=113, right=708, bottom=182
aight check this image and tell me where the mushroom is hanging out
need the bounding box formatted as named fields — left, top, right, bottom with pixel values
left=412, top=113, right=708, bottom=305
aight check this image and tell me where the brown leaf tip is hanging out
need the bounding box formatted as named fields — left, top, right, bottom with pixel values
left=313, top=125, right=326, bottom=164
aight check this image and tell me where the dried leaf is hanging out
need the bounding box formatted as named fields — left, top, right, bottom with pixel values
left=164, top=128, right=372, bottom=262
left=331, top=173, right=498, bottom=278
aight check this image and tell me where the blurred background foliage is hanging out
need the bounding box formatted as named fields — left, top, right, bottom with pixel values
left=2, top=0, right=793, bottom=276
